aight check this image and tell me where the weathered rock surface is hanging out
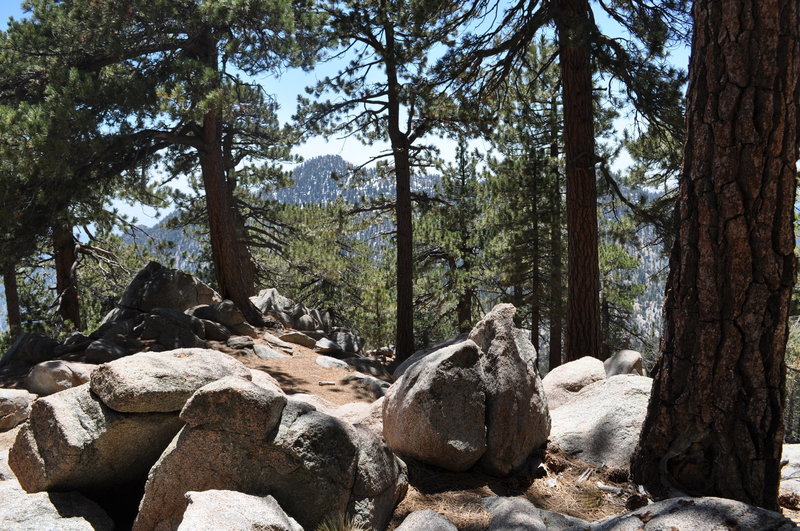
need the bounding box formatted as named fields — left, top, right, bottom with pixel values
left=344, top=357, right=391, bottom=379
left=227, top=336, right=254, bottom=350
left=0, top=333, right=59, bottom=369
left=781, top=444, right=800, bottom=495
left=180, top=377, right=287, bottom=435
left=200, top=319, right=231, bottom=341
left=25, top=360, right=94, bottom=396
left=251, top=288, right=294, bottom=315
left=84, top=338, right=134, bottom=363
left=395, top=510, right=458, bottom=531
left=279, top=331, right=316, bottom=348
left=342, top=373, right=390, bottom=400
left=108, top=261, right=220, bottom=320
left=542, top=357, right=606, bottom=410
left=469, top=304, right=550, bottom=475
left=0, top=479, right=114, bottom=531
left=191, top=300, right=246, bottom=329
left=335, top=397, right=384, bottom=436
left=482, top=496, right=590, bottom=531
left=136, top=308, right=207, bottom=350
left=383, top=340, right=487, bottom=471
left=263, top=332, right=294, bottom=352
left=178, top=490, right=302, bottom=531
left=253, top=344, right=290, bottom=360
left=315, top=337, right=344, bottom=355
left=392, top=333, right=469, bottom=379
left=90, top=348, right=252, bottom=413
left=549, top=375, right=652, bottom=468
left=134, top=383, right=407, bottom=531
left=592, top=497, right=796, bottom=530
left=9, top=384, right=183, bottom=492
left=316, top=355, right=350, bottom=370
left=603, top=350, right=644, bottom=377
left=0, top=389, right=37, bottom=430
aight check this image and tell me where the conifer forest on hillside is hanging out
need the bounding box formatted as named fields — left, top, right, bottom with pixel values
left=0, top=0, right=799, bottom=519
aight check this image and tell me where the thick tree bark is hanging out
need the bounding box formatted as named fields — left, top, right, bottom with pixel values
left=199, top=109, right=263, bottom=326
left=631, top=0, right=799, bottom=510
left=3, top=264, right=21, bottom=337
left=52, top=223, right=81, bottom=329
left=556, top=0, right=602, bottom=362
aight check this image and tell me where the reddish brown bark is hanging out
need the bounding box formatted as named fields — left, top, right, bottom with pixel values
left=3, top=264, right=21, bottom=337
left=556, top=0, right=602, bottom=362
left=384, top=17, right=415, bottom=362
left=548, top=99, right=564, bottom=371
left=631, top=0, right=799, bottom=510
left=53, top=223, right=81, bottom=329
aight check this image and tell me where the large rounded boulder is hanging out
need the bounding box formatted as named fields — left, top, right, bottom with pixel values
left=383, top=304, right=550, bottom=476
left=134, top=377, right=407, bottom=531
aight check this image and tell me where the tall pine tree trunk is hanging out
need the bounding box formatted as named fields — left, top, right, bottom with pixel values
left=384, top=20, right=415, bottom=362
left=530, top=159, right=541, bottom=353
left=556, top=0, right=602, bottom=363
left=3, top=264, right=21, bottom=337
left=631, top=0, right=799, bottom=510
left=199, top=109, right=262, bottom=326
left=53, top=223, right=81, bottom=329
left=548, top=98, right=564, bottom=371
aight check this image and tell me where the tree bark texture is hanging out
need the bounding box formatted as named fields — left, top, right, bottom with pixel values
left=631, top=0, right=799, bottom=510
left=384, top=18, right=415, bottom=362
left=549, top=99, right=564, bottom=371
left=52, top=223, right=81, bottom=329
left=3, top=264, right=21, bottom=337
left=556, top=0, right=602, bottom=363
left=199, top=109, right=263, bottom=326
left=530, top=159, right=541, bottom=353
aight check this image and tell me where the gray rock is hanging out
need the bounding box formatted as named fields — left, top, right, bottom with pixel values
left=230, top=322, right=259, bottom=338
left=316, top=355, right=350, bottom=370
left=332, top=330, right=364, bottom=354
left=781, top=444, right=800, bottom=495
left=180, top=376, right=287, bottom=435
left=84, top=338, right=133, bottom=363
left=604, top=350, right=644, bottom=377
left=315, top=337, right=345, bottom=355
left=90, top=316, right=142, bottom=341
left=469, top=304, right=550, bottom=476
left=395, top=510, right=457, bottom=531
left=592, top=496, right=797, bottom=530
left=200, top=319, right=232, bottom=341
left=251, top=288, right=294, bottom=314
left=227, top=336, right=255, bottom=349
left=253, top=344, right=290, bottom=360
left=383, top=340, right=487, bottom=471
left=136, top=308, right=208, bottom=350
left=25, top=360, right=93, bottom=396
left=0, top=389, right=36, bottom=431
left=0, top=333, right=59, bottom=369
left=178, top=490, right=302, bottom=531
left=392, top=333, right=469, bottom=379
left=293, top=314, right=317, bottom=331
left=341, top=373, right=390, bottom=400
left=109, top=261, right=221, bottom=320
left=549, top=375, right=652, bottom=468
left=482, top=497, right=590, bottom=531
left=0, top=479, right=114, bottom=531
left=54, top=332, right=92, bottom=355
left=482, top=497, right=546, bottom=531
left=134, top=392, right=407, bottom=531
left=263, top=332, right=294, bottom=352
left=90, top=348, right=252, bottom=413
left=280, top=331, right=316, bottom=348
left=249, top=369, right=284, bottom=394
left=192, top=300, right=246, bottom=329
left=542, top=357, right=606, bottom=410
left=9, top=384, right=183, bottom=492
left=334, top=397, right=385, bottom=437
left=345, top=357, right=392, bottom=379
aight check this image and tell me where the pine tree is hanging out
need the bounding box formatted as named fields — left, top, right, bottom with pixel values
left=296, top=0, right=479, bottom=360
left=1, top=0, right=317, bottom=325
left=631, top=0, right=799, bottom=509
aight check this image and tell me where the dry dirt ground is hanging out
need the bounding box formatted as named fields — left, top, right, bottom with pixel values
left=2, top=337, right=800, bottom=528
